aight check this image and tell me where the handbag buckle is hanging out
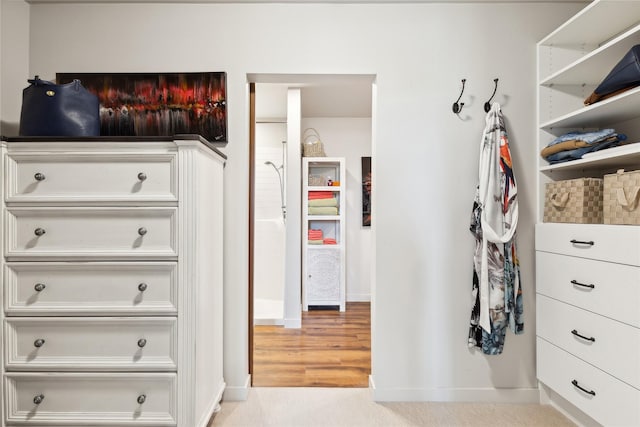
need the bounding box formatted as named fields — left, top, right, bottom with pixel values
left=46, top=90, right=55, bottom=97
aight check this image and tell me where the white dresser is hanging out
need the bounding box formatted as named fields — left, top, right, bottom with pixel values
left=0, top=136, right=225, bottom=427
left=536, top=1, right=640, bottom=424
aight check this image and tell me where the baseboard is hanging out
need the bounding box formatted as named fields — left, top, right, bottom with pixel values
left=254, top=318, right=284, bottom=326
left=221, top=375, right=250, bottom=401
left=369, top=376, right=539, bottom=403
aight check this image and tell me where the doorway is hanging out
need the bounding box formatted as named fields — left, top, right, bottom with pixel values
left=248, top=75, right=375, bottom=387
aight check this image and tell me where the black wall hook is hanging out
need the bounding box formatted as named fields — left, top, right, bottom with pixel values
left=484, top=78, right=499, bottom=112
left=452, top=79, right=466, bottom=114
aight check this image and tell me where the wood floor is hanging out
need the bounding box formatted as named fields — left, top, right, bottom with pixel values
left=252, top=302, right=371, bottom=387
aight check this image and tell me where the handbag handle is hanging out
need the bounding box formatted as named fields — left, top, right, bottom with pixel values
left=27, top=76, right=82, bottom=91
left=551, top=192, right=570, bottom=208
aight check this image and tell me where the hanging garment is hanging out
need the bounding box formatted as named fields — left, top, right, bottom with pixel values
left=468, top=103, right=524, bottom=355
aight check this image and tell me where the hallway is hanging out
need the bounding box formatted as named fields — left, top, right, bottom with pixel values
left=252, top=302, right=371, bottom=387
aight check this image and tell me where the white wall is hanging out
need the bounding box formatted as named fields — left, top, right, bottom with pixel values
left=302, top=117, right=372, bottom=301
left=0, top=1, right=586, bottom=401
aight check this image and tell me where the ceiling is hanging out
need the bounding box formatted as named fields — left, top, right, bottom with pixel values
left=253, top=75, right=374, bottom=120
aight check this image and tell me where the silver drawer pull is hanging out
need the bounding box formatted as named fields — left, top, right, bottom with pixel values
left=138, top=283, right=148, bottom=292
left=34, top=228, right=46, bottom=236
left=33, top=394, right=45, bottom=404
left=570, top=239, right=594, bottom=246
left=571, top=379, right=596, bottom=396
left=137, top=339, right=147, bottom=348
left=571, top=329, right=595, bottom=342
left=34, top=339, right=45, bottom=348
left=34, top=283, right=46, bottom=292
left=138, top=227, right=147, bottom=236
left=34, top=172, right=46, bottom=181
left=138, top=172, right=147, bottom=181
left=137, top=394, right=146, bottom=404
left=570, top=279, right=595, bottom=289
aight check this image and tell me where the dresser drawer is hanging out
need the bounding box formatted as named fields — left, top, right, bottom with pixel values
left=536, top=223, right=640, bottom=265
left=5, top=153, right=177, bottom=204
left=4, top=317, right=177, bottom=371
left=537, top=338, right=640, bottom=427
left=4, top=262, right=177, bottom=316
left=4, top=372, right=176, bottom=426
left=536, top=251, right=640, bottom=327
left=537, top=295, right=640, bottom=389
left=4, top=207, right=177, bottom=260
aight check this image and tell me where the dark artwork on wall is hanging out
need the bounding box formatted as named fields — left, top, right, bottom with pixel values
left=362, top=156, right=372, bottom=227
left=56, top=72, right=227, bottom=143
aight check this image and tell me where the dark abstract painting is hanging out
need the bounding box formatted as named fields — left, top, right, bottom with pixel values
left=56, top=72, right=227, bottom=143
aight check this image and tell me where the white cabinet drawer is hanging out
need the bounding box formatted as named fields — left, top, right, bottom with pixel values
left=4, top=372, right=176, bottom=426
left=5, top=153, right=177, bottom=204
left=536, top=251, right=640, bottom=327
left=537, top=295, right=640, bottom=389
left=536, top=223, right=640, bottom=265
left=4, top=317, right=177, bottom=371
left=4, top=262, right=177, bottom=316
left=4, top=207, right=177, bottom=260
left=537, top=338, right=640, bottom=427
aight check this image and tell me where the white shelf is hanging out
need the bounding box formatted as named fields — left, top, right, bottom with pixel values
left=539, top=0, right=640, bottom=47
left=540, top=23, right=640, bottom=86
left=540, top=86, right=640, bottom=131
left=308, top=186, right=341, bottom=192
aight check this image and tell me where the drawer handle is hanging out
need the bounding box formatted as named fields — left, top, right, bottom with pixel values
left=138, top=172, right=147, bottom=181
left=570, top=239, right=594, bottom=246
left=34, top=283, right=46, bottom=292
left=571, top=329, right=595, bottom=342
left=34, top=172, right=46, bottom=181
left=34, top=228, right=46, bottom=236
left=570, top=280, right=595, bottom=289
left=33, top=394, right=45, bottom=405
left=137, top=338, right=147, bottom=348
left=138, top=227, right=147, bottom=236
left=571, top=379, right=596, bottom=396
left=33, top=338, right=45, bottom=348
left=138, top=282, right=148, bottom=292
left=137, top=394, right=146, bottom=404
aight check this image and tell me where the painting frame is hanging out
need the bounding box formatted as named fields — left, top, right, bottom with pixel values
left=56, top=71, right=227, bottom=144
left=362, top=156, right=371, bottom=227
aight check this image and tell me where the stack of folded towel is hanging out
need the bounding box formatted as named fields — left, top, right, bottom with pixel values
left=323, top=238, right=337, bottom=245
left=540, top=129, right=629, bottom=164
left=308, top=229, right=323, bottom=245
left=308, top=191, right=339, bottom=215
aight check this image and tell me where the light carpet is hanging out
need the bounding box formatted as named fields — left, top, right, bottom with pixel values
left=210, top=387, right=575, bottom=427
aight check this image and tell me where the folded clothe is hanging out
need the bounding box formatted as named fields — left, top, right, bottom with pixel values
left=323, top=238, right=337, bottom=244
left=308, top=229, right=323, bottom=239
left=546, top=138, right=632, bottom=164
left=308, top=197, right=338, bottom=207
left=308, top=191, right=334, bottom=200
left=308, top=239, right=324, bottom=245
left=542, top=129, right=628, bottom=164
left=308, top=206, right=339, bottom=215
left=540, top=136, right=618, bottom=158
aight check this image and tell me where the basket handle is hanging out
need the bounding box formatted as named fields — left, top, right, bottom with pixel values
left=616, top=186, right=640, bottom=211
left=302, top=128, right=322, bottom=144
left=551, top=192, right=570, bottom=208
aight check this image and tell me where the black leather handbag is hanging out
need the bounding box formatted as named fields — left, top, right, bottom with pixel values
left=19, top=76, right=100, bottom=136
left=585, top=45, right=640, bottom=105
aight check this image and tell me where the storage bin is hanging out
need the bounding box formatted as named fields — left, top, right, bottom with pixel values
left=604, top=169, right=640, bottom=225
left=543, top=178, right=603, bottom=224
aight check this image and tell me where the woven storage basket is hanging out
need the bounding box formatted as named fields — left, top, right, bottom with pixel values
left=543, top=178, right=603, bottom=224
left=302, top=128, right=326, bottom=157
left=604, top=169, right=640, bottom=224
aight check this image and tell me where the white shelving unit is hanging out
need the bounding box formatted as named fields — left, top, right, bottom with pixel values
left=302, top=157, right=346, bottom=312
left=536, top=2, right=640, bottom=425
